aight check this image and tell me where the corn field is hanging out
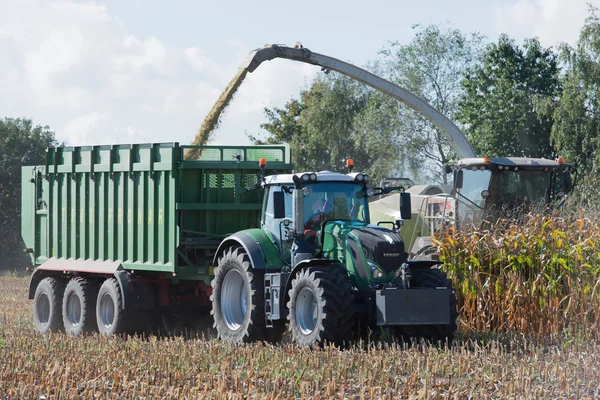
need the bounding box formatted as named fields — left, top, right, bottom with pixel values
left=0, top=272, right=599, bottom=398
left=436, top=212, right=600, bottom=339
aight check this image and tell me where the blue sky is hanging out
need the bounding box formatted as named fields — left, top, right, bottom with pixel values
left=0, top=0, right=596, bottom=147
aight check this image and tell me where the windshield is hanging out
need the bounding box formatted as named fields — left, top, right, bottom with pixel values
left=303, top=182, right=368, bottom=234
left=456, top=169, right=491, bottom=228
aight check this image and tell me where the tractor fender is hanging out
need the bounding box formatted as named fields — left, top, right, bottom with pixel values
left=213, top=231, right=268, bottom=270
left=282, top=259, right=343, bottom=305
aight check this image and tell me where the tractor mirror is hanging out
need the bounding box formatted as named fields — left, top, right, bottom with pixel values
left=563, top=171, right=573, bottom=192
left=455, top=170, right=463, bottom=189
left=444, top=164, right=452, bottom=174
left=400, top=192, right=412, bottom=220
left=273, top=191, right=286, bottom=219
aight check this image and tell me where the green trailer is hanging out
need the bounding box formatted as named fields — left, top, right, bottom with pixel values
left=23, top=143, right=292, bottom=336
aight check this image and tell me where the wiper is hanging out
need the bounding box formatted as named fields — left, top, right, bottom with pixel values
left=455, top=190, right=484, bottom=210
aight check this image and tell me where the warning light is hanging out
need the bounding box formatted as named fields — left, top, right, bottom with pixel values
left=483, top=156, right=491, bottom=163
left=259, top=158, right=267, bottom=167
left=346, top=159, right=354, bottom=173
left=556, top=157, right=564, bottom=164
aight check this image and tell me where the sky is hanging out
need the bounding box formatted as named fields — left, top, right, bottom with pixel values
left=0, top=0, right=597, bottom=147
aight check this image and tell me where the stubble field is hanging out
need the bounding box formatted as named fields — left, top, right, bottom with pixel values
left=1, top=275, right=599, bottom=399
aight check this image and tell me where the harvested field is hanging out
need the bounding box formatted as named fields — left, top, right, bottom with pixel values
left=1, top=275, right=599, bottom=399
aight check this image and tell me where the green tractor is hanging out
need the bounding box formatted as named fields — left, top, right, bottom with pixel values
left=210, top=161, right=458, bottom=346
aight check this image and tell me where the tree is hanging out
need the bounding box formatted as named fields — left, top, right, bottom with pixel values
left=457, top=35, right=561, bottom=159
left=0, top=118, right=58, bottom=271
left=552, top=6, right=600, bottom=173
left=253, top=73, right=400, bottom=184
left=378, top=24, right=484, bottom=183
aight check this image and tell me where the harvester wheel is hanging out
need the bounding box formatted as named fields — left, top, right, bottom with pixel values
left=96, top=278, right=128, bottom=336
left=62, top=277, right=99, bottom=336
left=403, top=267, right=458, bottom=344
left=287, top=265, right=354, bottom=347
left=211, top=247, right=274, bottom=342
left=33, top=277, right=66, bottom=334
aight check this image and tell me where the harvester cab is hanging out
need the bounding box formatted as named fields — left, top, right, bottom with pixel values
left=450, top=157, right=575, bottom=228
left=210, top=160, right=458, bottom=346
left=370, top=157, right=576, bottom=259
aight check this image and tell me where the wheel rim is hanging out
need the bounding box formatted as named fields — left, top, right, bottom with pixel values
left=66, top=293, right=82, bottom=327
left=37, top=293, right=51, bottom=325
left=221, top=269, right=247, bottom=330
left=99, top=293, right=115, bottom=329
left=296, top=287, right=318, bottom=335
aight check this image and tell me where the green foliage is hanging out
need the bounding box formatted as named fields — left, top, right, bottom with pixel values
left=253, top=74, right=399, bottom=184
left=379, top=24, right=484, bottom=183
left=458, top=35, right=560, bottom=159
left=0, top=118, right=58, bottom=270
left=552, top=6, right=600, bottom=173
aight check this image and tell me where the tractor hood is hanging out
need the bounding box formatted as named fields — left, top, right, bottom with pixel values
left=321, top=221, right=407, bottom=287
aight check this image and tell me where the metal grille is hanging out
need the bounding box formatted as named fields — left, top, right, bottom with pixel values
left=222, top=174, right=234, bottom=189
left=182, top=146, right=288, bottom=162
left=243, top=173, right=259, bottom=188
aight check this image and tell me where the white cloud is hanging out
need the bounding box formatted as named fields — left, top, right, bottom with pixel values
left=495, top=0, right=599, bottom=47
left=0, top=0, right=316, bottom=147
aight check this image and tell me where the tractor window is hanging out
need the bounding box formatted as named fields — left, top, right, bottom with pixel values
left=495, top=170, right=551, bottom=205
left=302, top=182, right=367, bottom=247
left=457, top=169, right=492, bottom=207
left=456, top=169, right=491, bottom=228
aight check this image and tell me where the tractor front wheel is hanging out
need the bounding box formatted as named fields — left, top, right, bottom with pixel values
left=211, top=247, right=275, bottom=343
left=287, top=265, right=354, bottom=347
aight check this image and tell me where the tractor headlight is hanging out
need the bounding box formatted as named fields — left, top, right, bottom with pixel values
left=300, top=173, right=317, bottom=182
left=368, top=261, right=385, bottom=279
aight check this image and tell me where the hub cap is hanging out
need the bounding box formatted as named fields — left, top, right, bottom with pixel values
left=296, top=287, right=318, bottom=335
left=37, top=293, right=51, bottom=325
left=99, top=293, right=115, bottom=329
left=221, top=269, right=247, bottom=330
left=66, top=293, right=82, bottom=327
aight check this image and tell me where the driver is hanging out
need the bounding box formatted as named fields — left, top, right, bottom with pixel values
left=304, top=194, right=329, bottom=244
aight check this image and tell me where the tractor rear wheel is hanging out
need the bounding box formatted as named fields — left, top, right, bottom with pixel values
left=33, top=277, right=65, bottom=334
left=62, top=277, right=98, bottom=336
left=399, top=267, right=458, bottom=344
left=211, top=247, right=278, bottom=343
left=287, top=265, right=354, bottom=347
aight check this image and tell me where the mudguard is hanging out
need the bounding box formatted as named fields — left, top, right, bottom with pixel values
left=213, top=230, right=280, bottom=270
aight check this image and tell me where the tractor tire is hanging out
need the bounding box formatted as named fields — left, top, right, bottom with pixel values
left=96, top=278, right=129, bottom=336
left=287, top=265, right=354, bottom=347
left=401, top=267, right=458, bottom=344
left=33, top=277, right=66, bottom=334
left=211, top=247, right=278, bottom=343
left=62, top=277, right=99, bottom=336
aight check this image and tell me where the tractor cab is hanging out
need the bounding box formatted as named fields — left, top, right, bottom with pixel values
left=261, top=171, right=372, bottom=263
left=451, top=157, right=575, bottom=228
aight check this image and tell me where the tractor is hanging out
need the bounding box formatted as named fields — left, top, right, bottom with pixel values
left=210, top=160, right=458, bottom=346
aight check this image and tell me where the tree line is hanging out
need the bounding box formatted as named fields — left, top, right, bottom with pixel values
left=252, top=7, right=600, bottom=185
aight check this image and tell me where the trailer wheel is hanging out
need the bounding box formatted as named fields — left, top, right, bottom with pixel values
left=404, top=267, right=458, bottom=344
left=62, top=277, right=99, bottom=336
left=96, top=278, right=127, bottom=336
left=211, top=247, right=271, bottom=343
left=287, top=265, right=354, bottom=347
left=33, top=277, right=65, bottom=334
